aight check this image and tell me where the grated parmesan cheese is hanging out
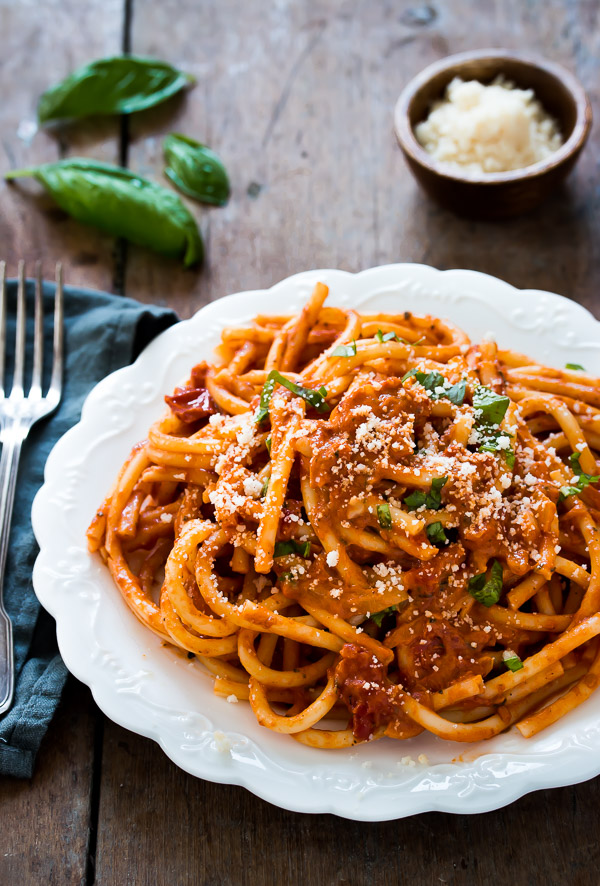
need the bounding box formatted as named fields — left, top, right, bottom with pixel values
left=415, top=76, right=562, bottom=176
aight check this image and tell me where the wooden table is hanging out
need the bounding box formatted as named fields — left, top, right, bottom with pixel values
left=1, top=1, right=600, bottom=883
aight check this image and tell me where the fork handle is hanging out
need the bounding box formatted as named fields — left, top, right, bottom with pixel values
left=0, top=423, right=27, bottom=715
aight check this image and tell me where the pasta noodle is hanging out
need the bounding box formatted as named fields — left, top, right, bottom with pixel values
left=87, top=283, right=600, bottom=747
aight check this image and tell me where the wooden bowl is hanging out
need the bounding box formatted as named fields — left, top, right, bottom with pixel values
left=394, top=49, right=592, bottom=220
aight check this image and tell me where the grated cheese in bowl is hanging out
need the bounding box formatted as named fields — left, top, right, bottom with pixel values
left=414, top=76, right=563, bottom=176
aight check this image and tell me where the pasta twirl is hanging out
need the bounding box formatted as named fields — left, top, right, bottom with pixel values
left=87, top=284, right=600, bottom=747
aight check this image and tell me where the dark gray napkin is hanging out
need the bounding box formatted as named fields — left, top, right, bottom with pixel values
left=0, top=280, right=178, bottom=778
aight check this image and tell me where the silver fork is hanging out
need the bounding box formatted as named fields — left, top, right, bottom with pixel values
left=0, top=261, right=64, bottom=715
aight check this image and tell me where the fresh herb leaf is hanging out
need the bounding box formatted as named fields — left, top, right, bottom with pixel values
left=405, top=476, right=447, bottom=511
left=255, top=375, right=277, bottom=424
left=503, top=653, right=524, bottom=672
left=570, top=452, right=584, bottom=475
left=273, top=539, right=311, bottom=558
left=427, top=476, right=447, bottom=509
left=444, top=378, right=467, bottom=406
left=402, top=369, right=444, bottom=390
left=5, top=159, right=202, bottom=266
left=376, top=329, right=425, bottom=345
left=265, top=436, right=272, bottom=454
left=278, top=571, right=296, bottom=583
left=164, top=133, right=230, bottom=206
left=255, top=370, right=329, bottom=424
left=377, top=503, right=392, bottom=529
left=477, top=428, right=515, bottom=470
left=473, top=386, right=510, bottom=426
left=332, top=340, right=357, bottom=357
left=558, top=452, right=599, bottom=501
left=371, top=606, right=397, bottom=627
left=261, top=477, right=269, bottom=498
left=468, top=560, right=503, bottom=607
left=566, top=363, right=585, bottom=371
left=37, top=56, right=194, bottom=123
left=403, top=370, right=465, bottom=406
left=426, top=521, right=447, bottom=545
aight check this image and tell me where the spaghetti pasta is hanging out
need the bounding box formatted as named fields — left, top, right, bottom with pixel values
left=87, top=283, right=600, bottom=747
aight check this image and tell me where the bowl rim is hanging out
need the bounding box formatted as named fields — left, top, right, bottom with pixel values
left=394, top=48, right=593, bottom=186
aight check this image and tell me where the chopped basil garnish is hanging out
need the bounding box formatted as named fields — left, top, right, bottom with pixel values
left=332, top=340, right=357, bottom=357
left=261, top=477, right=269, bottom=498
left=558, top=451, right=599, bottom=502
left=255, top=370, right=329, bottom=423
left=405, top=476, right=447, bottom=511
left=445, top=378, right=467, bottom=406
left=468, top=560, right=503, bottom=607
left=273, top=539, right=311, bottom=558
left=473, top=386, right=510, bottom=426
left=402, top=370, right=466, bottom=406
left=265, top=436, right=272, bottom=454
left=376, top=329, right=398, bottom=343
left=278, top=571, right=296, bottom=583
left=426, top=521, right=447, bottom=545
left=504, top=653, right=524, bottom=672
left=566, top=363, right=585, bottom=371
left=377, top=503, right=392, bottom=529
left=376, top=329, right=425, bottom=345
left=371, top=605, right=397, bottom=627
left=477, top=428, right=515, bottom=470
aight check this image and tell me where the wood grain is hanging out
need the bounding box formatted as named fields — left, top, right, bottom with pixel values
left=0, top=679, right=97, bottom=886
left=94, top=717, right=600, bottom=886
left=123, top=0, right=600, bottom=317
left=2, top=1, right=600, bottom=884
left=0, top=0, right=125, bottom=291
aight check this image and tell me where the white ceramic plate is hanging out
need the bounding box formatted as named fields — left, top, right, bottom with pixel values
left=32, top=264, right=600, bottom=821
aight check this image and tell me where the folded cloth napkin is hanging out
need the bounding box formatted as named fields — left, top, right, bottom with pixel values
left=0, top=279, right=178, bottom=778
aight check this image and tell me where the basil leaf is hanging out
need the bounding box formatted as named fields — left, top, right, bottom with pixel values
left=332, top=340, right=357, bottom=357
left=569, top=452, right=584, bottom=475
left=261, top=477, right=269, bottom=498
left=403, top=370, right=465, bottom=406
left=468, top=559, right=503, bottom=607
left=265, top=436, right=272, bottom=454
left=403, top=369, right=445, bottom=391
left=371, top=606, right=397, bottom=627
left=426, top=521, right=447, bottom=545
left=445, top=378, right=466, bottom=406
left=405, top=476, right=447, bottom=511
left=558, top=452, right=600, bottom=501
left=377, top=329, right=425, bottom=345
left=473, top=386, right=510, bottom=426
left=504, top=654, right=524, bottom=672
left=377, top=503, right=392, bottom=529
left=5, top=159, right=202, bottom=267
left=566, top=363, right=585, bottom=371
left=256, top=370, right=329, bottom=421
left=38, top=55, right=194, bottom=123
left=278, top=571, right=296, bottom=583
left=255, top=375, right=277, bottom=424
left=427, top=477, right=447, bottom=509
left=558, top=485, right=583, bottom=502
left=504, top=449, right=516, bottom=470
left=274, top=539, right=311, bottom=558
left=164, top=133, right=230, bottom=206
left=403, top=489, right=426, bottom=510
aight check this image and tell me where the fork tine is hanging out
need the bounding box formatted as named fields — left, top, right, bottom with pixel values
left=49, top=263, right=64, bottom=396
left=30, top=260, right=43, bottom=398
left=0, top=262, right=5, bottom=395
left=12, top=261, right=26, bottom=397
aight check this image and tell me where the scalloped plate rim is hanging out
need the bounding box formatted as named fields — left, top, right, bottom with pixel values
left=31, top=263, right=600, bottom=821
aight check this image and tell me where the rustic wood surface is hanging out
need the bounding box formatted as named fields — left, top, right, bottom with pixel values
left=1, top=0, right=600, bottom=884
